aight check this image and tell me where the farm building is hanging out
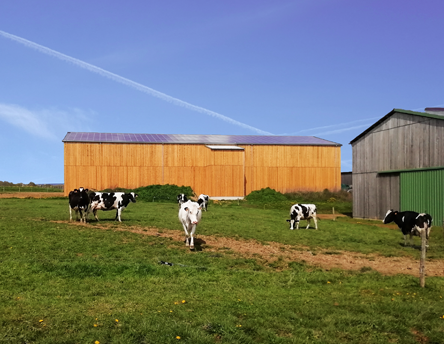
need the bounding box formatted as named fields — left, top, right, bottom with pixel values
left=63, top=132, right=341, bottom=197
left=350, top=108, right=444, bottom=221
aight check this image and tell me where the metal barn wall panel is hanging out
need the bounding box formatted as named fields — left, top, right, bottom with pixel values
left=400, top=170, right=444, bottom=223
left=352, top=110, right=444, bottom=219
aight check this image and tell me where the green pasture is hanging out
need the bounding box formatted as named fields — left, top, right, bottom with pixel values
left=0, top=198, right=443, bottom=343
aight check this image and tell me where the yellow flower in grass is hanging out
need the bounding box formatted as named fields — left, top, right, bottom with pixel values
left=182, top=300, right=186, bottom=303
left=39, top=320, right=43, bottom=322
left=115, top=319, right=119, bottom=322
left=176, top=336, right=181, bottom=339
left=94, top=324, right=98, bottom=327
left=95, top=341, right=100, bottom=344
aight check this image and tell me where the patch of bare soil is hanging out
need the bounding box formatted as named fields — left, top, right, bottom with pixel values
left=55, top=220, right=444, bottom=277
left=0, top=192, right=63, bottom=199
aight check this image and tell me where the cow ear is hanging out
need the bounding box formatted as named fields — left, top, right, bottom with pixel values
left=286, top=219, right=290, bottom=222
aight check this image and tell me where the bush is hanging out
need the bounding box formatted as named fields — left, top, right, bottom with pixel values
left=133, top=184, right=194, bottom=203
left=246, top=187, right=287, bottom=204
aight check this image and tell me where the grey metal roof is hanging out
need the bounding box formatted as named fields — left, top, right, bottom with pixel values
left=349, top=108, right=444, bottom=145
left=62, top=132, right=341, bottom=146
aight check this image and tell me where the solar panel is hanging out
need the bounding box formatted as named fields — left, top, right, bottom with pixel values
left=62, top=132, right=341, bottom=146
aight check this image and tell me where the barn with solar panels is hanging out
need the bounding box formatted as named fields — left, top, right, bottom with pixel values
left=62, top=132, right=342, bottom=197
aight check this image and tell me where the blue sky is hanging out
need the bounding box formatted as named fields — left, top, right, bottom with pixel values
left=1, top=0, right=443, bottom=183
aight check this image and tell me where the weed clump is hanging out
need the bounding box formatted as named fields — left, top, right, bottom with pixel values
left=133, top=184, right=194, bottom=203
left=246, top=187, right=287, bottom=204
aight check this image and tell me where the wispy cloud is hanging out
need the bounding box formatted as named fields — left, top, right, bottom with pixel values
left=0, top=103, right=94, bottom=140
left=310, top=123, right=374, bottom=137
left=0, top=30, right=272, bottom=135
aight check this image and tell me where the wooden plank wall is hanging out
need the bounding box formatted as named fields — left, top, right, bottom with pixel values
left=64, top=143, right=341, bottom=196
left=352, top=113, right=444, bottom=219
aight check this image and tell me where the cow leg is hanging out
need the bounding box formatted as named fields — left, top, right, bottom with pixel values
left=182, top=223, right=190, bottom=246
left=313, top=217, right=318, bottom=230
left=69, top=206, right=73, bottom=221
left=115, top=209, right=122, bottom=222
left=305, top=218, right=311, bottom=229
left=93, top=209, right=99, bottom=221
left=295, top=220, right=300, bottom=230
left=189, top=224, right=196, bottom=250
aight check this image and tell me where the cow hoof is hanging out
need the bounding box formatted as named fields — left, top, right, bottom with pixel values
left=190, top=246, right=195, bottom=250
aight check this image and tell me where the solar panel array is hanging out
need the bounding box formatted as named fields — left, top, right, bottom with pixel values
left=62, top=132, right=341, bottom=146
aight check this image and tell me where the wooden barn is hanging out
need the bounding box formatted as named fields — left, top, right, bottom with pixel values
left=350, top=108, right=444, bottom=220
left=63, top=132, right=341, bottom=197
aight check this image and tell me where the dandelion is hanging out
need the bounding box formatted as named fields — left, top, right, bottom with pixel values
left=39, top=320, right=43, bottom=322
left=115, top=319, right=119, bottom=322
left=182, top=300, right=186, bottom=303
left=176, top=336, right=181, bottom=340
left=170, top=310, right=173, bottom=313
left=174, top=301, right=179, bottom=305
left=95, top=341, right=100, bottom=344
left=327, top=281, right=331, bottom=284
left=94, top=324, right=98, bottom=327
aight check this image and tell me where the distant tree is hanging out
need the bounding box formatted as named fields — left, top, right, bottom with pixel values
left=28, top=182, right=36, bottom=186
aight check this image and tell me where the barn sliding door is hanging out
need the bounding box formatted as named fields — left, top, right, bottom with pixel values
left=400, top=169, right=444, bottom=224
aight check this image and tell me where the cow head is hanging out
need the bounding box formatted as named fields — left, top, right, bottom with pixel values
left=184, top=203, right=202, bottom=224
left=383, top=209, right=397, bottom=224
left=129, top=192, right=138, bottom=203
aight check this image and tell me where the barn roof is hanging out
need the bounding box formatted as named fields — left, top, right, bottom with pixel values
left=349, top=108, right=444, bottom=144
left=62, top=132, right=341, bottom=146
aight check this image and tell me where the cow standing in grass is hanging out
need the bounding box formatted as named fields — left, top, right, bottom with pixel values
left=89, top=192, right=138, bottom=222
left=178, top=200, right=202, bottom=250
left=69, top=187, right=90, bottom=223
left=383, top=209, right=432, bottom=247
left=197, top=194, right=209, bottom=211
left=286, top=204, right=318, bottom=230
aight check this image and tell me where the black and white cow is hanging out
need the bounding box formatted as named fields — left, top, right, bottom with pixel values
left=286, top=204, right=318, bottom=230
left=197, top=194, right=209, bottom=211
left=89, top=192, right=138, bottom=222
left=177, top=194, right=188, bottom=207
left=413, top=213, right=433, bottom=248
left=178, top=200, right=202, bottom=250
left=383, top=209, right=432, bottom=247
left=68, top=187, right=91, bottom=223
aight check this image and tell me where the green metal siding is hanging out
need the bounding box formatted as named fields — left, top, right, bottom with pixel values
left=400, top=169, right=444, bottom=224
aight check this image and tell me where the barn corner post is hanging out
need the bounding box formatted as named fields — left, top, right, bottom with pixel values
left=419, top=229, right=427, bottom=288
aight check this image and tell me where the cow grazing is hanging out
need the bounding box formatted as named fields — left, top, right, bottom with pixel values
left=178, top=200, right=202, bottom=249
left=383, top=209, right=432, bottom=247
left=286, top=204, right=318, bottom=230
left=90, top=192, right=138, bottom=222
left=413, top=213, right=433, bottom=247
left=197, top=194, right=209, bottom=211
left=69, top=187, right=91, bottom=223
left=177, top=194, right=188, bottom=207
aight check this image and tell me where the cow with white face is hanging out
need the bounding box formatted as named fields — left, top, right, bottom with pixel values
left=69, top=187, right=91, bottom=223
left=90, top=192, right=138, bottom=222
left=197, top=194, right=209, bottom=211
left=286, top=204, right=318, bottom=230
left=177, top=194, right=188, bottom=207
left=178, top=200, right=202, bottom=250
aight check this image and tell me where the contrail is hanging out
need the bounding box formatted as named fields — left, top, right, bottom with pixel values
left=0, top=30, right=272, bottom=135
left=279, top=116, right=380, bottom=136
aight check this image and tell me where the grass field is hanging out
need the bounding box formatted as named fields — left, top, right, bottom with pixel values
left=1, top=197, right=443, bottom=343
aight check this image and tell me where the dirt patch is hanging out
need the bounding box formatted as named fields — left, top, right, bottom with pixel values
left=0, top=192, right=64, bottom=199
left=55, top=220, right=444, bottom=277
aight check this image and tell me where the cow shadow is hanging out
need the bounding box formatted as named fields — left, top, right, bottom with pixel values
left=187, top=238, right=207, bottom=252
left=398, top=243, right=422, bottom=251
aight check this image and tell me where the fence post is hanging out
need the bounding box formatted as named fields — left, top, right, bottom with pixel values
left=419, top=229, right=427, bottom=288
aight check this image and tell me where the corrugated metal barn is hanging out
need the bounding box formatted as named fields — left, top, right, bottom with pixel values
left=350, top=108, right=444, bottom=220
left=63, top=132, right=341, bottom=197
